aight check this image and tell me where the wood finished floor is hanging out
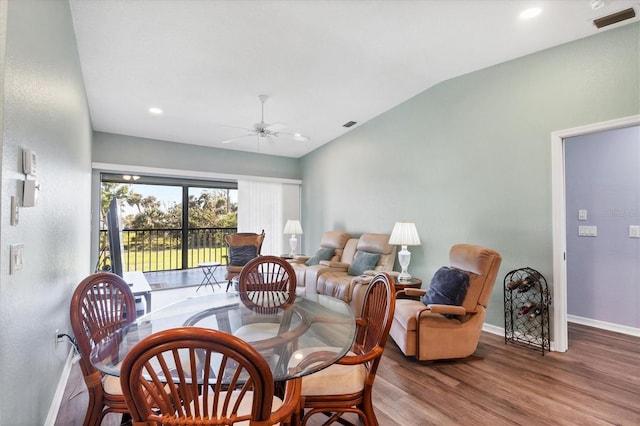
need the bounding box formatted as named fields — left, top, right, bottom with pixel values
left=55, top=275, right=640, bottom=425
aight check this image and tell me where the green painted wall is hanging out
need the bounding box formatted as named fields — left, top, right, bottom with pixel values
left=1, top=0, right=93, bottom=423
left=93, top=131, right=301, bottom=181
left=300, top=23, right=640, bottom=329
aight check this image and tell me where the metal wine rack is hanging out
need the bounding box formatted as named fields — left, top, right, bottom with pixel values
left=504, top=267, right=551, bottom=355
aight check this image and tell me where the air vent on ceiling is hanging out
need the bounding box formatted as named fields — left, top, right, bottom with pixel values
left=593, top=7, right=636, bottom=29
left=343, top=121, right=357, bottom=128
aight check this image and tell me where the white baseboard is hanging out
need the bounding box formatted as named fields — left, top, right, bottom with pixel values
left=482, top=316, right=640, bottom=356
left=482, top=323, right=560, bottom=352
left=568, top=314, right=640, bottom=337
left=482, top=323, right=504, bottom=336
left=44, top=348, right=77, bottom=426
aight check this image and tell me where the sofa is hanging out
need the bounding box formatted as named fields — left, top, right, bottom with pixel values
left=288, top=231, right=351, bottom=296
left=305, top=233, right=396, bottom=312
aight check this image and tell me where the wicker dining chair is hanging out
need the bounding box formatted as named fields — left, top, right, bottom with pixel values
left=298, top=272, right=396, bottom=426
left=238, top=255, right=297, bottom=314
left=69, top=272, right=136, bottom=426
left=119, top=327, right=301, bottom=426
left=223, top=230, right=266, bottom=291
left=234, top=255, right=299, bottom=378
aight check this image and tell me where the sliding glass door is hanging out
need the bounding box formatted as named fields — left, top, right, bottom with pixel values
left=99, top=174, right=237, bottom=272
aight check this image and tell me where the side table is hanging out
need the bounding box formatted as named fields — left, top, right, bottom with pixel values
left=123, top=271, right=152, bottom=315
left=394, top=277, right=422, bottom=299
left=197, top=262, right=222, bottom=292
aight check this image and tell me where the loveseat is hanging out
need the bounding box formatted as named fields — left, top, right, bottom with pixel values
left=288, top=231, right=351, bottom=296
left=304, top=233, right=396, bottom=312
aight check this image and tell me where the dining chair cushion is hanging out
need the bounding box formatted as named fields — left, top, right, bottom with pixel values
left=296, top=350, right=366, bottom=396
left=191, top=390, right=284, bottom=424
left=102, top=374, right=124, bottom=395
left=229, top=245, right=258, bottom=266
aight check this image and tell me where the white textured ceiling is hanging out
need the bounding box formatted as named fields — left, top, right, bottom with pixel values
left=69, top=0, right=639, bottom=158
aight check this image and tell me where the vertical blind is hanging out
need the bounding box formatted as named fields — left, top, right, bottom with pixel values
left=238, top=180, right=301, bottom=256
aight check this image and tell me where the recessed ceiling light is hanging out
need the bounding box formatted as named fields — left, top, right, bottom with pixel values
left=520, top=7, right=542, bottom=19
left=590, top=0, right=606, bottom=10
left=293, top=133, right=309, bottom=142
left=149, top=107, right=163, bottom=115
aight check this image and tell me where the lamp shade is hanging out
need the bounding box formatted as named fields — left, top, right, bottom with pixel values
left=388, top=222, right=421, bottom=246
left=283, top=219, right=303, bottom=235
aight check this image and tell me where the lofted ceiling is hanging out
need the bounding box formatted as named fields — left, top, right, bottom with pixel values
left=69, top=0, right=639, bottom=158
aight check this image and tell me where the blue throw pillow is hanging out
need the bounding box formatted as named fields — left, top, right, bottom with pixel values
left=229, top=245, right=257, bottom=266
left=305, top=247, right=335, bottom=266
left=348, top=251, right=381, bottom=276
left=422, top=266, right=470, bottom=309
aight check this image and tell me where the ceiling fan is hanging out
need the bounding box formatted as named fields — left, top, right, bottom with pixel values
left=219, top=95, right=310, bottom=144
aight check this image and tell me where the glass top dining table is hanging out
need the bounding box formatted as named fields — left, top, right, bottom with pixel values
left=90, top=292, right=356, bottom=382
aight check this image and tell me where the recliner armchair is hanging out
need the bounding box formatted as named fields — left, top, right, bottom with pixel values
left=389, top=243, right=502, bottom=361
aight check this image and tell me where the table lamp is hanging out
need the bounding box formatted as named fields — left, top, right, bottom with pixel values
left=283, top=219, right=303, bottom=257
left=388, top=222, right=421, bottom=282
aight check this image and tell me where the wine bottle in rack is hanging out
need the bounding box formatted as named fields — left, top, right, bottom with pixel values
left=517, top=271, right=541, bottom=293
left=528, top=304, right=543, bottom=319
left=507, top=279, right=524, bottom=290
left=517, top=302, right=535, bottom=317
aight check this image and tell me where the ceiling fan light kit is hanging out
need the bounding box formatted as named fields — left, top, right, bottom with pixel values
left=219, top=95, right=310, bottom=145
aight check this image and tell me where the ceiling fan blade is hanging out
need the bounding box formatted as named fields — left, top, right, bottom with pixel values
left=220, top=133, right=255, bottom=144
left=275, top=131, right=310, bottom=142
left=265, top=122, right=287, bottom=132
left=212, top=123, right=254, bottom=132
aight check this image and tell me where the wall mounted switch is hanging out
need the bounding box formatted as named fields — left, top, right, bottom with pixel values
left=10, top=243, right=24, bottom=274
left=629, top=225, right=640, bottom=238
left=578, top=225, right=597, bottom=237
left=10, top=196, right=19, bottom=225
left=578, top=209, right=588, bottom=221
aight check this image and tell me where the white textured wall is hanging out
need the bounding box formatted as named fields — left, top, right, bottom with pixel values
left=1, top=0, right=92, bottom=423
left=300, top=23, right=640, bottom=330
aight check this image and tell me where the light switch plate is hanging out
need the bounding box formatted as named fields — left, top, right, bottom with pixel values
left=578, top=209, right=588, bottom=221
left=10, top=243, right=24, bottom=274
left=10, top=196, right=19, bottom=225
left=630, top=225, right=640, bottom=238
left=578, top=225, right=597, bottom=237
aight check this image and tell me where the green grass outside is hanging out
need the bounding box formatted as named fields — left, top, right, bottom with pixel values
left=124, top=247, right=229, bottom=271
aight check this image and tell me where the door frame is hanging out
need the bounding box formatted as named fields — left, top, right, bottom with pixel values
left=550, top=114, right=640, bottom=352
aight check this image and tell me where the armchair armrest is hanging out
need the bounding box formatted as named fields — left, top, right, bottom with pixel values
left=287, top=255, right=309, bottom=264
left=404, top=288, right=426, bottom=297
left=336, top=346, right=383, bottom=366
left=353, top=275, right=373, bottom=285
left=425, top=304, right=467, bottom=316
left=318, top=260, right=350, bottom=269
